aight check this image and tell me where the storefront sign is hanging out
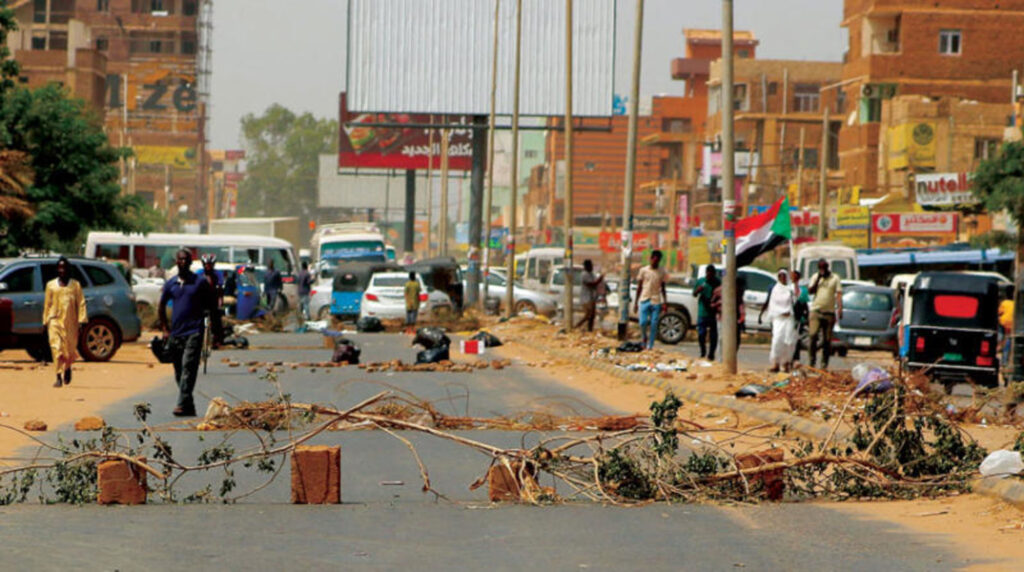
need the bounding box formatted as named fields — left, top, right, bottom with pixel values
left=914, top=172, right=977, bottom=206
left=871, top=213, right=958, bottom=234
left=599, top=231, right=651, bottom=253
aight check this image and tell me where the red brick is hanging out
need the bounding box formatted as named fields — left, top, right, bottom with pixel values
left=291, top=445, right=341, bottom=504
left=97, top=459, right=147, bottom=505
left=736, top=448, right=785, bottom=501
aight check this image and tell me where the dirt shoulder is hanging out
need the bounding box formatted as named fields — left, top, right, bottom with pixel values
left=0, top=339, right=168, bottom=464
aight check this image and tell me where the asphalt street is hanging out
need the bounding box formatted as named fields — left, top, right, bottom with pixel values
left=0, top=332, right=1002, bottom=571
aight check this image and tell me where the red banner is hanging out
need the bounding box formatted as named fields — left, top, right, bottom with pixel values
left=338, top=92, right=472, bottom=171
left=599, top=231, right=652, bottom=253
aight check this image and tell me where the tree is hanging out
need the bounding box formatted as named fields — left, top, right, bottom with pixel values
left=0, top=2, right=150, bottom=254
left=237, top=104, right=337, bottom=230
left=0, top=150, right=32, bottom=222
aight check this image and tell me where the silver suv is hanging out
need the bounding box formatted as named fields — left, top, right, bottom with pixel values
left=0, top=256, right=142, bottom=362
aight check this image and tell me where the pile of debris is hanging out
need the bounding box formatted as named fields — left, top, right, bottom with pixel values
left=358, top=359, right=511, bottom=373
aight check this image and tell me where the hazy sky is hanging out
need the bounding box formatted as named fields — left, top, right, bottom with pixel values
left=209, top=0, right=846, bottom=149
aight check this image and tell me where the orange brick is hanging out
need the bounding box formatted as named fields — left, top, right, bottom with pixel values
left=97, top=459, right=147, bottom=505
left=736, top=448, right=785, bottom=501
left=291, top=445, right=341, bottom=504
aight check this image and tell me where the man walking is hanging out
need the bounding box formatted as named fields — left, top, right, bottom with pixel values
left=296, top=261, right=313, bottom=322
left=200, top=254, right=224, bottom=348
left=791, top=269, right=810, bottom=365
left=264, top=260, right=283, bottom=314
left=575, top=259, right=604, bottom=332
left=404, top=272, right=422, bottom=332
left=43, top=256, right=87, bottom=387
left=159, top=250, right=214, bottom=417
left=693, top=264, right=720, bottom=360
left=633, top=250, right=668, bottom=350
left=808, top=259, right=843, bottom=369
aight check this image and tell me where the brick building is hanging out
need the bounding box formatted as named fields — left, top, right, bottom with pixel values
left=6, top=0, right=209, bottom=224
left=839, top=0, right=1024, bottom=195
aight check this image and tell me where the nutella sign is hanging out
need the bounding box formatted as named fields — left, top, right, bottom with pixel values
left=914, top=172, right=977, bottom=206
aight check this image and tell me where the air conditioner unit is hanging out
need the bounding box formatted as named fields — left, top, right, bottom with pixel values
left=860, top=84, right=875, bottom=98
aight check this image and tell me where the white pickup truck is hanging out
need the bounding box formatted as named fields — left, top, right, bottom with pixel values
left=627, top=266, right=777, bottom=344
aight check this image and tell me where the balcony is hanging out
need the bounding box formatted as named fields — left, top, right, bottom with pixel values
left=671, top=58, right=710, bottom=81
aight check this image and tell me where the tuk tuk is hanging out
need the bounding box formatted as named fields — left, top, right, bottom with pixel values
left=903, top=272, right=1001, bottom=390
left=330, top=261, right=402, bottom=319
left=406, top=257, right=464, bottom=312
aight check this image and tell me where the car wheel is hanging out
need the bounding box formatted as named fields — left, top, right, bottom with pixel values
left=513, top=300, right=537, bottom=315
left=657, top=310, right=689, bottom=345
left=836, top=347, right=848, bottom=358
left=316, top=305, right=331, bottom=321
left=78, top=318, right=121, bottom=362
left=26, top=344, right=52, bottom=362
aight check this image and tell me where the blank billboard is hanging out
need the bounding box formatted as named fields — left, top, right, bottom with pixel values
left=346, top=0, right=615, bottom=117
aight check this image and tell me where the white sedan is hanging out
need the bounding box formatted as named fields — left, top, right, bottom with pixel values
left=359, top=272, right=428, bottom=321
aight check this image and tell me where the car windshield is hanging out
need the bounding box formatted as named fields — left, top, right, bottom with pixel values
left=373, top=276, right=407, bottom=287
left=843, top=290, right=892, bottom=312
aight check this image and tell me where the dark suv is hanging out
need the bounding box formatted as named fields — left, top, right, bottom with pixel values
left=0, top=256, right=141, bottom=362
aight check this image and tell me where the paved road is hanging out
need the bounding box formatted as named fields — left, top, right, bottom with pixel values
left=0, top=332, right=1005, bottom=571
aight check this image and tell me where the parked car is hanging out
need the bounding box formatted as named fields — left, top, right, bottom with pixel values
left=331, top=262, right=403, bottom=319
left=468, top=271, right=558, bottom=317
left=628, top=274, right=698, bottom=345
left=0, top=256, right=141, bottom=362
left=358, top=272, right=429, bottom=321
left=832, top=285, right=898, bottom=356
left=309, top=268, right=334, bottom=321
left=903, top=272, right=1002, bottom=390
left=406, top=257, right=464, bottom=312
left=131, top=273, right=164, bottom=324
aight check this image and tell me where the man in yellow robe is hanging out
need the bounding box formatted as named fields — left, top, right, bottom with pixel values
left=43, top=257, right=87, bottom=387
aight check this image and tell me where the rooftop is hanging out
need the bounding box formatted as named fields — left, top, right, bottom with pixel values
left=683, top=29, right=759, bottom=46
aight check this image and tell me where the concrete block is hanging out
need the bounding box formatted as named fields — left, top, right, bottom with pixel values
left=291, top=445, right=341, bottom=504
left=97, top=459, right=147, bottom=505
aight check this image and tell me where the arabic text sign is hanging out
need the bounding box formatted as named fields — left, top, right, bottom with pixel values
left=914, top=172, right=978, bottom=206
left=871, top=213, right=958, bottom=234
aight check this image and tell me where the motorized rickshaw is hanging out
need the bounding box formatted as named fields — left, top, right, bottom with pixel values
left=405, top=257, right=464, bottom=312
left=330, top=261, right=402, bottom=319
left=902, top=272, right=1001, bottom=390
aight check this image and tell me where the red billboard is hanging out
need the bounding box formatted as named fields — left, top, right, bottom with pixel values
left=338, top=92, right=472, bottom=171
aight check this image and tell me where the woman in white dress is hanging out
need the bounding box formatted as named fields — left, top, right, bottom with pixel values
left=759, top=268, right=797, bottom=373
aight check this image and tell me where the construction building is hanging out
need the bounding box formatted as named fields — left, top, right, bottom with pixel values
left=839, top=0, right=1024, bottom=196
left=5, top=0, right=212, bottom=225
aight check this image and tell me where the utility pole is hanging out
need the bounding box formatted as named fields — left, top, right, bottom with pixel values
left=504, top=0, right=523, bottom=317
left=482, top=0, right=501, bottom=306
left=439, top=129, right=451, bottom=257
left=403, top=170, right=416, bottom=253
left=721, top=0, right=738, bottom=374
left=426, top=117, right=436, bottom=257
left=818, top=106, right=829, bottom=242
left=563, top=0, right=575, bottom=330
left=616, top=0, right=644, bottom=340
left=796, top=127, right=806, bottom=206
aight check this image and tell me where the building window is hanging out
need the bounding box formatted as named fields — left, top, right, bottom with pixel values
left=33, top=0, right=46, bottom=23
left=791, top=148, right=819, bottom=169
left=31, top=35, right=46, bottom=50
left=860, top=97, right=882, bottom=123
left=524, top=150, right=537, bottom=159
left=97, top=0, right=110, bottom=11
left=96, top=36, right=108, bottom=51
left=939, top=30, right=961, bottom=55
left=662, top=118, right=691, bottom=133
left=733, top=84, right=748, bottom=111
left=737, top=49, right=750, bottom=59
left=793, top=84, right=820, bottom=113
left=183, top=0, right=198, bottom=16
left=181, top=38, right=197, bottom=54
left=836, top=90, right=846, bottom=114
left=767, top=82, right=778, bottom=96
left=975, top=138, right=999, bottom=160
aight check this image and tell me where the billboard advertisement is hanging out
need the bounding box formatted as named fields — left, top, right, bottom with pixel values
left=871, top=213, right=958, bottom=234
left=888, top=122, right=937, bottom=169
left=914, top=172, right=977, bottom=206
left=339, top=93, right=472, bottom=171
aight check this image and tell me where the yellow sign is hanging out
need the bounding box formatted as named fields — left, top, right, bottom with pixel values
left=833, top=228, right=869, bottom=249
left=787, top=183, right=799, bottom=207
left=888, top=122, right=936, bottom=169
left=134, top=146, right=195, bottom=168
left=836, top=206, right=870, bottom=228
left=688, top=236, right=711, bottom=266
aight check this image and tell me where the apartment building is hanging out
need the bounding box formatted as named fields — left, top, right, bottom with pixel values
left=6, top=0, right=209, bottom=222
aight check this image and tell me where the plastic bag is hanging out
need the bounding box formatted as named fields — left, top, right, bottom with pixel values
left=470, top=331, right=502, bottom=348
left=149, top=336, right=174, bottom=364
left=979, top=450, right=1024, bottom=478
left=617, top=341, right=644, bottom=353
left=331, top=338, right=362, bottom=364
left=852, top=362, right=893, bottom=393
left=416, top=344, right=450, bottom=364
left=356, top=316, right=384, bottom=333
left=413, top=327, right=451, bottom=349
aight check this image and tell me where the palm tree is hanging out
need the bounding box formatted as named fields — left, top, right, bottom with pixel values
left=0, top=150, right=33, bottom=221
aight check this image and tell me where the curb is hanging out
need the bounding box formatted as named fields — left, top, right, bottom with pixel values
left=517, top=338, right=1024, bottom=511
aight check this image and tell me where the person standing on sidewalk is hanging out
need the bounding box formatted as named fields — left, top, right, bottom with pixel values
left=633, top=250, right=668, bottom=351
left=575, top=259, right=604, bottom=332
left=404, top=272, right=422, bottom=332
left=159, top=250, right=215, bottom=417
left=759, top=268, right=796, bottom=373
left=200, top=255, right=224, bottom=348
left=790, top=269, right=810, bottom=365
left=43, top=256, right=87, bottom=388
left=296, top=261, right=313, bottom=322
left=264, top=260, right=282, bottom=314
left=807, top=259, right=843, bottom=369
left=693, top=264, right=720, bottom=360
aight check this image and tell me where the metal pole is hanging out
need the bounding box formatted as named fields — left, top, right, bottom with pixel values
left=467, top=115, right=486, bottom=305
left=721, top=0, right=738, bottom=374
left=403, top=170, right=416, bottom=253
left=482, top=0, right=501, bottom=306
left=818, top=106, right=829, bottom=242
left=439, top=129, right=451, bottom=257
left=504, top=0, right=523, bottom=318
left=563, top=0, right=575, bottom=329
left=426, top=117, right=435, bottom=257
left=616, top=0, right=644, bottom=340
left=796, top=127, right=805, bottom=206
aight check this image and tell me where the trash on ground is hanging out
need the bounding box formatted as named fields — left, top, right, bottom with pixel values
left=617, top=341, right=644, bottom=353
left=735, top=383, right=770, bottom=398
left=460, top=339, right=486, bottom=355
left=356, top=316, right=384, bottom=333
left=979, top=450, right=1024, bottom=478
left=470, top=330, right=503, bottom=347
left=331, top=338, right=362, bottom=365
left=416, top=344, right=450, bottom=364
left=412, top=327, right=451, bottom=350
left=852, top=363, right=893, bottom=393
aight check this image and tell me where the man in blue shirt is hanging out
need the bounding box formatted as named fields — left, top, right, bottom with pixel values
left=159, top=250, right=214, bottom=417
